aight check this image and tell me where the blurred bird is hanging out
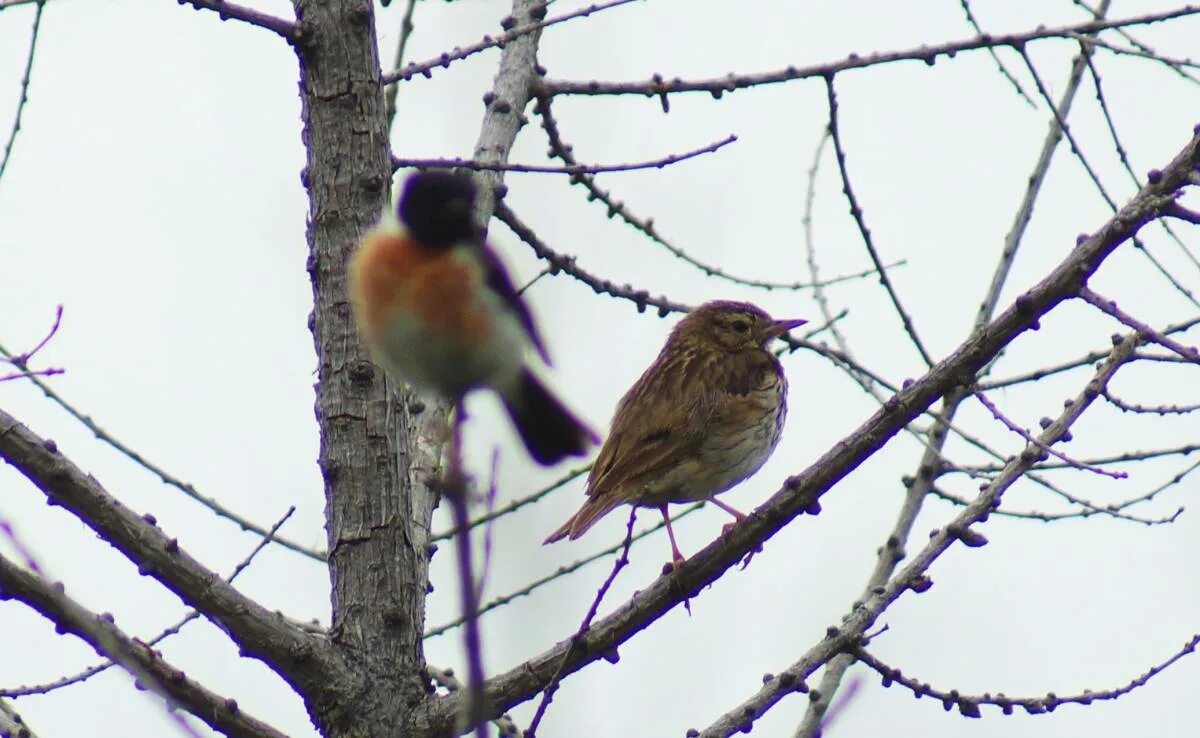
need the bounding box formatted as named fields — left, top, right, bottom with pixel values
left=544, top=301, right=805, bottom=563
left=348, top=170, right=597, bottom=465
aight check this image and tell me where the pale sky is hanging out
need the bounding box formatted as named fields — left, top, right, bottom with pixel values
left=1, top=1, right=1198, bottom=737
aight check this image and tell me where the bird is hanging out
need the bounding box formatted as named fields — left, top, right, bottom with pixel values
left=543, top=300, right=805, bottom=564
left=348, top=170, right=597, bottom=465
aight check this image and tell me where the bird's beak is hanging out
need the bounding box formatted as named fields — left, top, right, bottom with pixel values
left=764, top=317, right=807, bottom=339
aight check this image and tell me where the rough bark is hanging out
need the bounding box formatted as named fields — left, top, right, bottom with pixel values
left=293, top=0, right=438, bottom=733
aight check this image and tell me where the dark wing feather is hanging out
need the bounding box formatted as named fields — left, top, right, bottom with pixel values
left=477, top=242, right=551, bottom=365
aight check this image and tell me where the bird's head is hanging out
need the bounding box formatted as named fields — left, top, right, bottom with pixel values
left=674, top=300, right=807, bottom=353
left=397, top=170, right=480, bottom=247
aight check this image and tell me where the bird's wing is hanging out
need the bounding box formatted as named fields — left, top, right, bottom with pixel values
left=477, top=242, right=552, bottom=365
left=586, top=351, right=718, bottom=501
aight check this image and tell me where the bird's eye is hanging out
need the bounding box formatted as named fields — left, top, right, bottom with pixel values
left=731, top=319, right=750, bottom=334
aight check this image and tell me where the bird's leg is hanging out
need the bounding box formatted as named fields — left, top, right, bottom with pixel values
left=660, top=505, right=694, bottom=615
left=710, top=498, right=762, bottom=569
left=659, top=504, right=686, bottom=566
left=710, top=498, right=747, bottom=534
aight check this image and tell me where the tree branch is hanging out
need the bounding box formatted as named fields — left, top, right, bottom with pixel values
left=392, top=133, right=736, bottom=174
left=0, top=408, right=337, bottom=695
left=700, top=331, right=1140, bottom=736
left=0, top=507, right=297, bottom=698
left=381, top=0, right=638, bottom=85
left=541, top=9, right=1200, bottom=97
left=176, top=0, right=295, bottom=40
left=854, top=636, right=1200, bottom=717
left=0, top=553, right=289, bottom=738
left=0, top=340, right=325, bottom=561
left=0, top=698, right=40, bottom=738
left=0, top=0, right=43, bottom=190
left=794, top=19, right=1105, bottom=730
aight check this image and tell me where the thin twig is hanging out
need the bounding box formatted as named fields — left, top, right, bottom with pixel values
left=383, top=0, right=419, bottom=130
left=175, top=0, right=295, bottom=40
left=535, top=95, right=897, bottom=291
left=795, top=21, right=1106, bottom=732
left=0, top=554, right=288, bottom=737
left=432, top=464, right=589, bottom=542
left=383, top=0, right=639, bottom=85
left=972, top=389, right=1129, bottom=479
left=527, top=508, right=637, bottom=737
left=424, top=503, right=703, bottom=640
left=957, top=0, right=1036, bottom=108
left=980, top=315, right=1200, bottom=388
left=927, top=482, right=1181, bottom=525
left=0, top=340, right=325, bottom=561
left=825, top=76, right=933, bottom=367
left=393, top=133, right=736, bottom=174
left=855, top=636, right=1200, bottom=718
left=0, top=507, right=297, bottom=698
left=1073, top=0, right=1200, bottom=84
left=954, top=443, right=1200, bottom=474
left=705, top=334, right=1140, bottom=737
left=0, top=0, right=44, bottom=189
left=1080, top=288, right=1200, bottom=364
left=1018, top=43, right=1200, bottom=308
left=541, top=9, right=1200, bottom=97
left=444, top=405, right=487, bottom=738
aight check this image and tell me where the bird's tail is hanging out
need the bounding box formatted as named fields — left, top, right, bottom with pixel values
left=543, top=495, right=622, bottom=544
left=503, top=369, right=598, bottom=466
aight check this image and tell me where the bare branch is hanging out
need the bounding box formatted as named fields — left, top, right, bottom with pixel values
left=541, top=9, right=1200, bottom=97
left=494, top=201, right=689, bottom=316
left=0, top=553, right=289, bottom=738
left=383, top=0, right=420, bottom=130
left=175, top=0, right=295, bottom=40
left=1074, top=0, right=1200, bottom=84
left=972, top=389, right=1128, bottom=479
left=527, top=509, right=637, bottom=736
left=1080, top=288, right=1200, bottom=364
left=702, top=332, right=1140, bottom=736
left=957, top=0, right=1036, bottom=108
left=424, top=503, right=704, bottom=640
left=0, top=0, right=43, bottom=189
left=393, top=133, right=736, bottom=174
left=854, top=636, right=1200, bottom=717
left=1102, top=389, right=1200, bottom=415
left=795, top=19, right=1105, bottom=731
left=442, top=407, right=487, bottom=738
left=980, top=315, right=1200, bottom=388
left=0, top=340, right=325, bottom=561
left=535, top=96, right=892, bottom=291
left=431, top=465, right=589, bottom=543
left=382, top=0, right=639, bottom=85
left=0, top=408, right=336, bottom=690
left=956, top=443, right=1200, bottom=474
left=825, top=76, right=932, bottom=367
left=0, top=507, right=298, bottom=698
left=0, top=697, right=41, bottom=738
left=926, top=482, right=1182, bottom=525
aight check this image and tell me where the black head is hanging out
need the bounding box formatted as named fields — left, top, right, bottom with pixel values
left=398, top=171, right=479, bottom=248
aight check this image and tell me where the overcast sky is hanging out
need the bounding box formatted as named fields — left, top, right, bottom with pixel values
left=1, top=1, right=1199, bottom=737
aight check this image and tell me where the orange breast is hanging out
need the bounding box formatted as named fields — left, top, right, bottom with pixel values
left=349, top=227, right=491, bottom=350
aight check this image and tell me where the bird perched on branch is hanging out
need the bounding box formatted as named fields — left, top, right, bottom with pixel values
left=348, top=170, right=597, bottom=465
left=544, top=301, right=805, bottom=564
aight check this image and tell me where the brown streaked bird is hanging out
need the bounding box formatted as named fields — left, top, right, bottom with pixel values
left=543, top=300, right=805, bottom=563
left=348, top=170, right=598, bottom=465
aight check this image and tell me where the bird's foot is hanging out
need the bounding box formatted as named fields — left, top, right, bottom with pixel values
left=738, top=544, right=763, bottom=570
